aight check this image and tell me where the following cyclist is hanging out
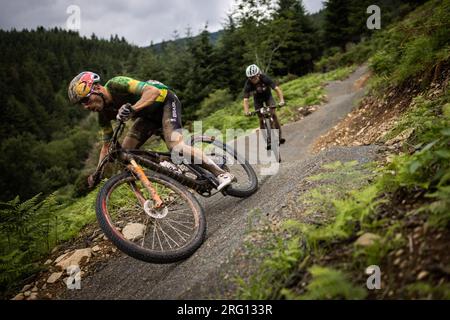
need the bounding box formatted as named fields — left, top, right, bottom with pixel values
left=242, top=64, right=286, bottom=148
left=68, top=72, right=235, bottom=191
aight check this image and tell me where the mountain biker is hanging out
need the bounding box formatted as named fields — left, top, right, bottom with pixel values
left=68, top=71, right=235, bottom=191
left=242, top=64, right=286, bottom=147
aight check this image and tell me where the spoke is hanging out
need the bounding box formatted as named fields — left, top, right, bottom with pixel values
left=166, top=218, right=194, bottom=230
left=164, top=220, right=190, bottom=240
left=167, top=207, right=193, bottom=216
left=161, top=196, right=183, bottom=209
left=141, top=217, right=150, bottom=247
left=157, top=222, right=173, bottom=249
left=155, top=222, right=164, bottom=251
left=158, top=224, right=180, bottom=249
left=152, top=223, right=157, bottom=250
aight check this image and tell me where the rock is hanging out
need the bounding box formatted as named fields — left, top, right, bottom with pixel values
left=41, top=284, right=47, bottom=290
left=28, top=293, right=38, bottom=300
left=24, top=291, right=31, bottom=297
left=12, top=293, right=25, bottom=300
left=400, top=261, right=408, bottom=269
left=54, top=252, right=69, bottom=264
left=31, top=286, right=38, bottom=293
left=122, top=223, right=146, bottom=241
left=417, top=271, right=429, bottom=281
left=56, top=248, right=92, bottom=270
left=92, top=245, right=101, bottom=252
left=393, top=258, right=402, bottom=266
left=395, top=249, right=404, bottom=257
left=385, top=128, right=415, bottom=146
left=355, top=233, right=381, bottom=247
left=21, top=284, right=32, bottom=292
left=47, top=272, right=63, bottom=284
left=44, top=259, right=53, bottom=266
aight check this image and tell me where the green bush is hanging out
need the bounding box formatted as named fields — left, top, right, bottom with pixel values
left=296, top=266, right=367, bottom=300
left=195, top=89, right=233, bottom=119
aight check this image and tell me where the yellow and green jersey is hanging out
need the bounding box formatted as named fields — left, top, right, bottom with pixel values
left=99, top=76, right=170, bottom=141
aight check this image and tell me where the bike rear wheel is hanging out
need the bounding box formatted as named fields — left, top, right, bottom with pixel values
left=263, top=118, right=281, bottom=162
left=191, top=135, right=258, bottom=198
left=96, top=170, right=206, bottom=263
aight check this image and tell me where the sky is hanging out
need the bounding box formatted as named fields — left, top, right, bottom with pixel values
left=0, top=0, right=324, bottom=47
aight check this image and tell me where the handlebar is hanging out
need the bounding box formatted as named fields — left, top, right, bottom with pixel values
left=248, top=103, right=285, bottom=116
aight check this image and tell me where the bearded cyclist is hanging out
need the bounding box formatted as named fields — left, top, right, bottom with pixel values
left=68, top=72, right=235, bottom=191
left=242, top=64, right=286, bottom=148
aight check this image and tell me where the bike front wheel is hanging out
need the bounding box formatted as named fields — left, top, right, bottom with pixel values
left=96, top=170, right=206, bottom=263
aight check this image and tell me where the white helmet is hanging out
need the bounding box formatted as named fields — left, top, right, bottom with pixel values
left=246, top=64, right=260, bottom=78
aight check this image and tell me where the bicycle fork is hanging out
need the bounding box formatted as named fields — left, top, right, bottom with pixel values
left=127, top=159, right=164, bottom=208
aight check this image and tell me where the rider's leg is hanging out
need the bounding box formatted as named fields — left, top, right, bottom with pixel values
left=165, top=131, right=225, bottom=176
left=267, top=97, right=285, bottom=143
left=161, top=93, right=234, bottom=190
left=122, top=118, right=155, bottom=149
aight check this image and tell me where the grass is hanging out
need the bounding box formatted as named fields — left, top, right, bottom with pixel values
left=0, top=184, right=100, bottom=296
left=234, top=160, right=377, bottom=299
left=200, top=66, right=355, bottom=138
left=0, top=64, right=358, bottom=297
left=234, top=0, right=450, bottom=298
left=317, top=0, right=450, bottom=90
left=282, top=266, right=367, bottom=300
left=234, top=85, right=450, bottom=299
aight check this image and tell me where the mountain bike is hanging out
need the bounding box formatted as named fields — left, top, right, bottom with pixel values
left=90, top=121, right=258, bottom=263
left=250, top=104, right=284, bottom=161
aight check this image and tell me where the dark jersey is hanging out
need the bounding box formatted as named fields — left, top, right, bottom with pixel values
left=243, top=74, right=277, bottom=105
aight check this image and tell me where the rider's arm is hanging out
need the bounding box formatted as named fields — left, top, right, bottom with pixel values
left=243, top=98, right=250, bottom=114
left=98, top=142, right=111, bottom=167
left=97, top=113, right=114, bottom=167
left=243, top=80, right=252, bottom=114
left=261, top=74, right=285, bottom=105
left=105, top=76, right=167, bottom=112
left=274, top=86, right=285, bottom=105
left=131, top=85, right=162, bottom=112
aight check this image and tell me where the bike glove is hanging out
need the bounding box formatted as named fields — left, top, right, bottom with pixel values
left=117, top=103, right=134, bottom=122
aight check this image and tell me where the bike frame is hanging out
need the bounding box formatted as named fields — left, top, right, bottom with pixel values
left=92, top=122, right=219, bottom=197
left=251, top=105, right=282, bottom=145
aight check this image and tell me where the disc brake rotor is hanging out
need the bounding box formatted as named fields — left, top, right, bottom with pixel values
left=143, top=200, right=169, bottom=219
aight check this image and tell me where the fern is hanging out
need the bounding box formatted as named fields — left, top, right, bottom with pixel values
left=299, top=266, right=367, bottom=300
